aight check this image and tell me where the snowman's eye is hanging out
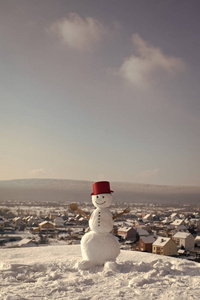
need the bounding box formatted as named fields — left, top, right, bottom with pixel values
left=96, top=196, right=99, bottom=198
left=102, top=196, right=104, bottom=198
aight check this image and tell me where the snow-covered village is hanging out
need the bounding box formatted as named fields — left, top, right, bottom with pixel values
left=1, top=180, right=200, bottom=299
left=1, top=192, right=200, bottom=260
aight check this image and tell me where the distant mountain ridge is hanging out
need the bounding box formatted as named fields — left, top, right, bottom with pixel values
left=0, top=178, right=200, bottom=204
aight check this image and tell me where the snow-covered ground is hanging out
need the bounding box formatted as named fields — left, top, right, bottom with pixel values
left=1, top=245, right=200, bottom=300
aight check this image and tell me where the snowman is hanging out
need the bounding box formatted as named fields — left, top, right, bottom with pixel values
left=70, top=181, right=130, bottom=270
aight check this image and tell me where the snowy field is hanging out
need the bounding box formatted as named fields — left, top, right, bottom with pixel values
left=1, top=245, right=200, bottom=300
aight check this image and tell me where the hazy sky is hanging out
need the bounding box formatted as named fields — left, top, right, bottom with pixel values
left=1, top=0, right=200, bottom=185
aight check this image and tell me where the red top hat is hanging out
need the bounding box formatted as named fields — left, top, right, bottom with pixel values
left=91, top=181, right=114, bottom=195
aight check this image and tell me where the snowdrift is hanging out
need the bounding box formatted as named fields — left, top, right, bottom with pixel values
left=1, top=245, right=200, bottom=299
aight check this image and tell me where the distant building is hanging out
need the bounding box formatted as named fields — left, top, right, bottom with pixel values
left=0, top=217, right=4, bottom=231
left=117, top=227, right=137, bottom=240
left=173, top=232, right=195, bottom=250
left=50, top=212, right=58, bottom=221
left=18, top=238, right=38, bottom=247
left=189, top=218, right=200, bottom=227
left=135, top=226, right=150, bottom=237
left=195, top=236, right=200, bottom=247
left=153, top=237, right=177, bottom=256
left=13, top=217, right=24, bottom=227
left=54, top=216, right=64, bottom=228
left=143, top=214, right=152, bottom=222
left=5, top=211, right=16, bottom=219
left=39, top=221, right=55, bottom=231
left=171, top=219, right=184, bottom=227
left=170, top=213, right=179, bottom=221
left=138, top=236, right=156, bottom=253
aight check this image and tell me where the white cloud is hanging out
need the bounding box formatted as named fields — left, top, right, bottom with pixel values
left=119, top=34, right=186, bottom=86
left=29, top=168, right=46, bottom=177
left=50, top=13, right=105, bottom=50
left=133, top=168, right=159, bottom=183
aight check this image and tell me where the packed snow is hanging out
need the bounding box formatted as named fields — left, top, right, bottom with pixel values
left=1, top=245, right=200, bottom=299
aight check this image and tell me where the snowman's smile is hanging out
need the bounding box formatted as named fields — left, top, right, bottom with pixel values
left=95, top=200, right=106, bottom=205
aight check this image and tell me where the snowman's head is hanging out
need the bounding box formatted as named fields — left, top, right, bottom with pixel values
left=92, top=193, right=112, bottom=208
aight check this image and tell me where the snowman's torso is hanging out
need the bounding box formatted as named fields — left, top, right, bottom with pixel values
left=89, top=208, right=113, bottom=233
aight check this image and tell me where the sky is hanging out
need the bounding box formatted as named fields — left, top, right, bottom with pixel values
left=0, top=0, right=200, bottom=186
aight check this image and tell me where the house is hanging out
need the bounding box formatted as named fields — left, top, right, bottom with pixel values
left=50, top=212, right=58, bottom=221
left=152, top=237, right=177, bottom=256
left=138, top=236, right=156, bottom=253
left=54, top=216, right=64, bottom=228
left=170, top=213, right=179, bottom=221
left=117, top=227, right=137, bottom=240
left=39, top=221, right=55, bottom=232
left=171, top=219, right=184, bottom=227
left=25, top=216, right=36, bottom=226
left=65, top=218, right=77, bottom=226
left=143, top=214, right=152, bottom=222
left=0, top=217, right=4, bottom=231
left=75, top=215, right=88, bottom=226
left=162, top=217, right=171, bottom=225
left=189, top=218, right=200, bottom=227
left=195, top=236, right=200, bottom=247
left=173, top=232, right=195, bottom=250
left=176, top=225, right=187, bottom=231
left=13, top=217, right=24, bottom=227
left=18, top=238, right=38, bottom=247
left=168, top=229, right=178, bottom=238
left=5, top=211, right=16, bottom=219
left=135, top=226, right=150, bottom=237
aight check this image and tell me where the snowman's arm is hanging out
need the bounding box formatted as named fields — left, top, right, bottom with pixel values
left=69, top=203, right=90, bottom=220
left=113, top=207, right=130, bottom=220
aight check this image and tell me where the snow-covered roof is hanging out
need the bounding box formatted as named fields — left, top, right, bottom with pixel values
left=135, top=227, right=149, bottom=236
left=13, top=217, right=21, bottom=221
left=162, top=218, right=171, bottom=224
left=153, top=237, right=171, bottom=247
left=170, top=213, right=177, bottom=218
left=18, top=238, right=35, bottom=247
left=178, top=249, right=186, bottom=254
left=143, top=214, right=151, bottom=220
left=118, top=227, right=134, bottom=232
left=39, top=221, right=54, bottom=226
left=173, top=232, right=190, bottom=239
left=140, top=236, right=156, bottom=244
left=171, top=219, right=184, bottom=226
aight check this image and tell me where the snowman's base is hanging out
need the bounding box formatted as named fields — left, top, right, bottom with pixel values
left=77, top=260, right=95, bottom=270
left=104, top=260, right=118, bottom=271
left=77, top=259, right=118, bottom=271
left=80, top=231, right=120, bottom=266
